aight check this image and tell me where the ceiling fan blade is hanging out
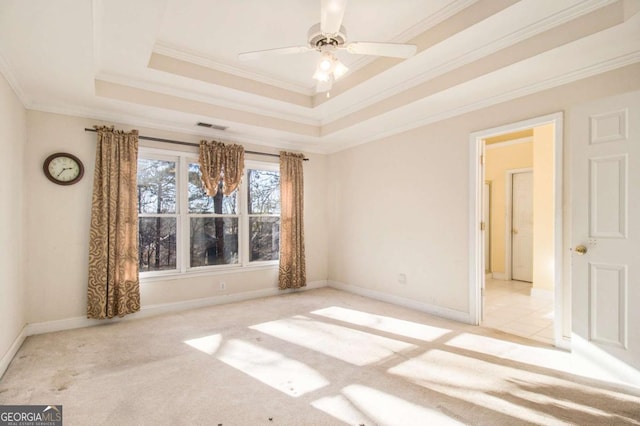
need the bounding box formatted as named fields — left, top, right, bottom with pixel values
left=321, top=0, right=347, bottom=35
left=238, top=46, right=312, bottom=61
left=344, top=42, right=417, bottom=58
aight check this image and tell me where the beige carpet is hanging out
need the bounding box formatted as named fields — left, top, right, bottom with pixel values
left=1, top=288, right=639, bottom=425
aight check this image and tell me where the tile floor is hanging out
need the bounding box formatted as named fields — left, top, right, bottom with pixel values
left=482, top=277, right=555, bottom=345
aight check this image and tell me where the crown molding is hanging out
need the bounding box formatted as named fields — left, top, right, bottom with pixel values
left=0, top=48, right=30, bottom=107
left=320, top=0, right=621, bottom=126
left=322, top=52, right=640, bottom=154
left=96, top=72, right=320, bottom=127
left=26, top=100, right=327, bottom=154
left=153, top=42, right=314, bottom=96
left=28, top=52, right=639, bottom=157
left=393, top=0, right=480, bottom=43
left=343, top=0, right=479, bottom=77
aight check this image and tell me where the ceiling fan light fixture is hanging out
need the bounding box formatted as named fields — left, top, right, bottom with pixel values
left=332, top=59, right=348, bottom=79
left=238, top=1, right=417, bottom=94
left=313, top=52, right=348, bottom=89
left=313, top=68, right=331, bottom=82
left=318, top=53, right=333, bottom=71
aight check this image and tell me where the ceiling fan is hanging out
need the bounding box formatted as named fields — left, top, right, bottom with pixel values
left=238, top=0, right=418, bottom=93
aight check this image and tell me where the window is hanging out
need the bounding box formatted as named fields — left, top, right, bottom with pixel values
left=137, top=157, right=178, bottom=272
left=188, top=162, right=239, bottom=267
left=136, top=148, right=280, bottom=277
left=248, top=169, right=280, bottom=261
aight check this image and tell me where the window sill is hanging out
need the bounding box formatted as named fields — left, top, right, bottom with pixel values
left=139, top=262, right=279, bottom=284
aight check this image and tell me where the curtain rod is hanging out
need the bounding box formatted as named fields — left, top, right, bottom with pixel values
left=83, top=128, right=309, bottom=161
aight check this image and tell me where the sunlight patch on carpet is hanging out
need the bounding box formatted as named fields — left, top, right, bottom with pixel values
left=445, top=332, right=627, bottom=385
left=217, top=339, right=329, bottom=397
left=311, top=394, right=374, bottom=425
left=312, top=384, right=464, bottom=426
left=388, top=348, right=640, bottom=424
left=184, top=334, right=223, bottom=355
left=311, top=306, right=451, bottom=342
left=250, top=315, right=416, bottom=366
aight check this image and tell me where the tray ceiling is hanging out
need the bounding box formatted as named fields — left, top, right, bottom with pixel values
left=0, top=0, right=638, bottom=153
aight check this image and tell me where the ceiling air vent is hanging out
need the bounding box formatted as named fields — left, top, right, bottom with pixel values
left=197, top=122, right=228, bottom=131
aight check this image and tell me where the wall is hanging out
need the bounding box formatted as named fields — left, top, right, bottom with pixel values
left=532, top=124, right=555, bottom=291
left=0, top=71, right=27, bottom=372
left=10, top=63, right=640, bottom=339
left=484, top=140, right=533, bottom=276
left=327, top=63, right=640, bottom=321
left=328, top=127, right=469, bottom=315
left=24, top=111, right=328, bottom=324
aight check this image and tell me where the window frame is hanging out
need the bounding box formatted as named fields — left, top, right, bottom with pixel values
left=244, top=164, right=281, bottom=265
left=136, top=150, right=182, bottom=276
left=138, top=147, right=280, bottom=281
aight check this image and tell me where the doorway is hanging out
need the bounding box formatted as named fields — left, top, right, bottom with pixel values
left=483, top=135, right=551, bottom=344
left=469, top=112, right=565, bottom=348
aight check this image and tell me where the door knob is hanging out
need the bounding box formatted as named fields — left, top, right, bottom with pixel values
left=512, top=229, right=518, bottom=234
left=574, top=245, right=587, bottom=255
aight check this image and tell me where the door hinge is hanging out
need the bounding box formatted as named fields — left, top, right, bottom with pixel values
left=480, top=155, right=484, bottom=164
left=480, top=221, right=486, bottom=231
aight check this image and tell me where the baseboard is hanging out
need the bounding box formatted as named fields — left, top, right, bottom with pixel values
left=327, top=281, right=471, bottom=324
left=26, top=280, right=328, bottom=336
left=136, top=279, right=328, bottom=320
left=556, top=335, right=572, bottom=351
left=0, top=325, right=27, bottom=379
left=531, top=287, right=554, bottom=300
left=492, top=272, right=507, bottom=280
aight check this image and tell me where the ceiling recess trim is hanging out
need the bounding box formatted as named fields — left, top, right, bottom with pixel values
left=317, top=0, right=626, bottom=126
left=153, top=42, right=314, bottom=96
left=342, top=0, right=480, bottom=78
left=96, top=72, right=320, bottom=126
left=95, top=79, right=320, bottom=137
left=148, top=52, right=313, bottom=108
left=331, top=54, right=640, bottom=153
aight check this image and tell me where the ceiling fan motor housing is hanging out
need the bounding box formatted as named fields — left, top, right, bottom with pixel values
left=308, top=23, right=347, bottom=50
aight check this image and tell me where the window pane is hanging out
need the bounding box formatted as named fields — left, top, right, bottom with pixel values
left=248, top=169, right=280, bottom=214
left=250, top=217, right=280, bottom=262
left=188, top=163, right=237, bottom=214
left=137, top=159, right=176, bottom=214
left=138, top=217, right=177, bottom=271
left=190, top=217, right=239, bottom=267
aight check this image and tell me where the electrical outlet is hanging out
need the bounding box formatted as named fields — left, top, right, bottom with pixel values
left=219, top=281, right=226, bottom=290
left=398, top=273, right=407, bottom=284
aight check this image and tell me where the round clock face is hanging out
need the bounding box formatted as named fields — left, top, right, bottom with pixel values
left=43, top=153, right=85, bottom=185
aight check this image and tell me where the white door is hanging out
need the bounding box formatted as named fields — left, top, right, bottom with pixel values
left=511, top=172, right=533, bottom=282
left=484, top=182, right=491, bottom=273
left=480, top=182, right=491, bottom=321
left=570, top=90, right=640, bottom=372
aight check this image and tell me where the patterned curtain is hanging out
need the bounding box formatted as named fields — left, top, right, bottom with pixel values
left=279, top=152, right=306, bottom=289
left=199, top=140, right=245, bottom=196
left=87, top=126, right=140, bottom=319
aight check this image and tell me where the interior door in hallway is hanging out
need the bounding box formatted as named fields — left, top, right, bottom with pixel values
left=570, top=90, right=640, bottom=372
left=484, top=182, right=491, bottom=274
left=511, top=171, right=533, bottom=282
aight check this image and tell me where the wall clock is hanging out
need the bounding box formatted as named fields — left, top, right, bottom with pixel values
left=43, top=152, right=85, bottom=185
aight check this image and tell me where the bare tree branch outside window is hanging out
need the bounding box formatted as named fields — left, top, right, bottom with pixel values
left=136, top=157, right=280, bottom=273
